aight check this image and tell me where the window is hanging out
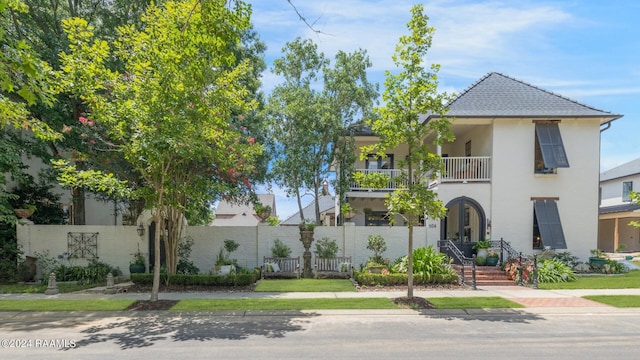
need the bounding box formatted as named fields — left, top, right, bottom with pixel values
left=465, top=140, right=471, bottom=157
left=623, top=181, right=633, bottom=202
left=534, top=122, right=569, bottom=174
left=365, top=211, right=390, bottom=226
left=533, top=200, right=567, bottom=249
left=366, top=154, right=394, bottom=170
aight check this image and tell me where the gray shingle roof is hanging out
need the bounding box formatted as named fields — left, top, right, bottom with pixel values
left=599, top=203, right=640, bottom=215
left=442, top=72, right=621, bottom=119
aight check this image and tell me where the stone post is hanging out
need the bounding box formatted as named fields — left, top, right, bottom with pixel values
left=44, top=272, right=59, bottom=295
left=300, top=229, right=314, bottom=278
left=104, top=272, right=116, bottom=294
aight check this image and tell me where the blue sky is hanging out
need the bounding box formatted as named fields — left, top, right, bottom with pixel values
left=248, top=0, right=640, bottom=220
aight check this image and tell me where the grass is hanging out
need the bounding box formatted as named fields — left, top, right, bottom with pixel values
left=0, top=299, right=135, bottom=311
left=427, top=296, right=525, bottom=309
left=254, top=279, right=356, bottom=292
left=538, top=270, right=640, bottom=289
left=172, top=298, right=395, bottom=311
left=583, top=295, right=640, bottom=307
left=0, top=282, right=99, bottom=294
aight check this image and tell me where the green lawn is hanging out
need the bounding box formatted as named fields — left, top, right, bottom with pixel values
left=172, top=298, right=395, bottom=311
left=538, top=270, right=640, bottom=289
left=0, top=299, right=135, bottom=311
left=583, top=295, right=640, bottom=307
left=254, top=279, right=356, bottom=292
left=427, top=297, right=525, bottom=309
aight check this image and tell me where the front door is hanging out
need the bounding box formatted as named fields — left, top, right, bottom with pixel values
left=440, top=197, right=486, bottom=259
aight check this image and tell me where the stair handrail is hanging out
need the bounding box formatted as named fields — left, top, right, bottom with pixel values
left=438, top=239, right=476, bottom=290
left=488, top=238, right=538, bottom=286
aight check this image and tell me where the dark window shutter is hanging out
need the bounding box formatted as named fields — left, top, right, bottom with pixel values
left=534, top=200, right=568, bottom=249
left=535, top=123, right=569, bottom=168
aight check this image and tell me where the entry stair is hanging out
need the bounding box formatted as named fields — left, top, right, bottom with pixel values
left=451, top=264, right=515, bottom=286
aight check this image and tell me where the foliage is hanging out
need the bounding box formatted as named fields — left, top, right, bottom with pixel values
left=216, top=239, right=240, bottom=266
left=266, top=36, right=378, bottom=224
left=536, top=259, right=577, bottom=283
left=473, top=239, right=491, bottom=250
left=270, top=239, right=292, bottom=258
left=601, top=259, right=626, bottom=275
left=0, top=223, right=22, bottom=282
left=389, top=246, right=458, bottom=284
left=176, top=236, right=199, bottom=275
left=355, top=5, right=453, bottom=298
left=131, top=249, right=145, bottom=265
left=551, top=251, right=581, bottom=269
left=366, top=234, right=387, bottom=265
left=33, top=250, right=60, bottom=283
left=52, top=259, right=121, bottom=285
left=130, top=270, right=259, bottom=287
left=299, top=218, right=316, bottom=230
left=265, top=216, right=280, bottom=226
left=9, top=178, right=66, bottom=224
left=590, top=249, right=606, bottom=258
left=314, top=237, right=339, bottom=259
left=56, top=1, right=259, bottom=300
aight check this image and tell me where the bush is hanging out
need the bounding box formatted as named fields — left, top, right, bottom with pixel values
left=271, top=239, right=292, bottom=258
left=130, top=269, right=259, bottom=287
left=537, top=259, right=576, bottom=283
left=551, top=251, right=581, bottom=269
left=177, top=236, right=199, bottom=275
left=387, top=246, right=459, bottom=284
left=314, top=237, right=339, bottom=259
left=53, top=259, right=121, bottom=285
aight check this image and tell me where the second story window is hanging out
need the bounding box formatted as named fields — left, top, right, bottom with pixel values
left=534, top=121, right=569, bottom=174
left=366, top=154, right=394, bottom=170
left=623, top=181, right=633, bottom=202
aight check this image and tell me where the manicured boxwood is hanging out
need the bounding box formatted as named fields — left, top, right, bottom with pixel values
left=130, top=269, right=259, bottom=287
left=354, top=271, right=458, bottom=287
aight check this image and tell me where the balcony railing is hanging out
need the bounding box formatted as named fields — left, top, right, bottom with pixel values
left=349, top=156, right=491, bottom=191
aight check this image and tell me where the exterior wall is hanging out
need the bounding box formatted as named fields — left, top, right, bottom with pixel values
left=600, top=176, right=635, bottom=207
left=490, top=118, right=600, bottom=260
left=17, top=223, right=427, bottom=278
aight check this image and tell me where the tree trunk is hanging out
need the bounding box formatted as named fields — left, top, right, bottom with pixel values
left=150, top=211, right=162, bottom=302
left=165, top=207, right=184, bottom=274
left=407, top=223, right=414, bottom=299
left=71, top=187, right=85, bottom=225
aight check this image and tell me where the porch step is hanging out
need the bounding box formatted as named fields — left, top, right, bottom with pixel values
left=452, top=265, right=515, bottom=286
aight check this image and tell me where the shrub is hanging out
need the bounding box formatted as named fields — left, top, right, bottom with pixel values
left=366, top=235, right=387, bottom=265
left=537, top=259, right=576, bottom=283
left=314, top=237, right=339, bottom=259
left=551, top=251, right=581, bottom=269
left=177, top=236, right=199, bottom=275
left=388, top=246, right=458, bottom=284
left=130, top=269, right=259, bottom=287
left=271, top=239, right=292, bottom=258
left=53, top=259, right=121, bottom=285
left=601, top=259, right=626, bottom=274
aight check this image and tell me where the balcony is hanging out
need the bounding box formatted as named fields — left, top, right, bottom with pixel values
left=349, top=156, right=491, bottom=191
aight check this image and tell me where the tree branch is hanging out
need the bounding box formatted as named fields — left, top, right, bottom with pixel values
left=287, top=0, right=332, bottom=36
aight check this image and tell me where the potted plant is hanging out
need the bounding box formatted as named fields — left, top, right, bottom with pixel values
left=485, top=250, right=499, bottom=266
left=14, top=204, right=36, bottom=220
left=589, top=249, right=607, bottom=268
left=472, top=239, right=491, bottom=259
left=340, top=203, right=355, bottom=220
left=129, top=250, right=145, bottom=274
left=254, top=203, right=272, bottom=222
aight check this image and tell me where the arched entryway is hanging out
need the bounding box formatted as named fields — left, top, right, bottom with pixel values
left=440, top=197, right=486, bottom=258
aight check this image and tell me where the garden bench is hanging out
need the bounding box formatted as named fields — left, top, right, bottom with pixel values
left=313, top=256, right=353, bottom=279
left=262, top=256, right=301, bottom=279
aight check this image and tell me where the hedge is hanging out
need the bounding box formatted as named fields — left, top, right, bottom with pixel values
left=130, top=269, right=259, bottom=287
left=354, top=272, right=458, bottom=287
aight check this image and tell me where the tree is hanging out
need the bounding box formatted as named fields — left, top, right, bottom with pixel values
left=55, top=0, right=261, bottom=301
left=357, top=4, right=454, bottom=299
left=267, top=37, right=377, bottom=224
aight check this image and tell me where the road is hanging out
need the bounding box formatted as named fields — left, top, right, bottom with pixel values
left=1, top=309, right=639, bottom=359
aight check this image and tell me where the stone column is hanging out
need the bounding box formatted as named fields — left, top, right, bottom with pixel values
left=44, top=272, right=59, bottom=295
left=300, top=229, right=314, bottom=278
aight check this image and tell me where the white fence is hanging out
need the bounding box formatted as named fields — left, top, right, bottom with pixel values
left=17, top=223, right=429, bottom=278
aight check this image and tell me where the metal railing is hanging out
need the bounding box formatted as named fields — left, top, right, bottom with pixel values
left=438, top=239, right=477, bottom=290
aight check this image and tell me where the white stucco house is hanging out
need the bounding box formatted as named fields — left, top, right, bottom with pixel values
left=599, top=158, right=640, bottom=253
left=344, top=72, right=622, bottom=260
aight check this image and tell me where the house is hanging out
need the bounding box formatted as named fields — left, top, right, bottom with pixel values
left=343, top=72, right=621, bottom=260
left=210, top=194, right=277, bottom=226
left=599, top=158, right=640, bottom=252
left=281, top=181, right=337, bottom=226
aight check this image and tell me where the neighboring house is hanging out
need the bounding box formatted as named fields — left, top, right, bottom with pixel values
left=281, top=181, right=337, bottom=226
left=210, top=194, right=276, bottom=226
left=343, top=72, right=621, bottom=260
left=599, top=158, right=640, bottom=252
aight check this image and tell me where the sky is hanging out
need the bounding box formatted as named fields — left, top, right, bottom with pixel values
left=247, top=0, right=640, bottom=220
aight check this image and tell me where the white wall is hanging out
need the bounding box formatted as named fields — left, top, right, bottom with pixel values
left=17, top=223, right=428, bottom=278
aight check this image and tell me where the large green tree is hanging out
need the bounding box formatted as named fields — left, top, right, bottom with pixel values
left=267, top=37, right=377, bottom=224
left=357, top=5, right=454, bottom=299
left=55, top=0, right=261, bottom=301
